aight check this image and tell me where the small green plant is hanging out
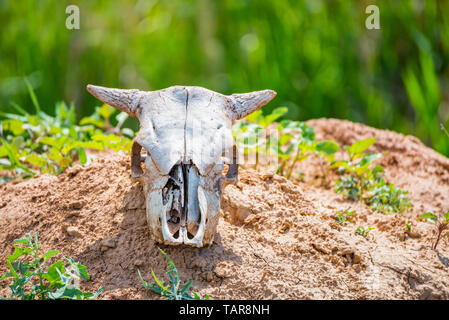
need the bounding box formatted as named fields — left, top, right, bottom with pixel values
left=233, top=108, right=324, bottom=180
left=418, top=211, right=449, bottom=250
left=233, top=106, right=290, bottom=171
left=368, top=180, right=412, bottom=214
left=0, top=231, right=103, bottom=300
left=0, top=79, right=134, bottom=183
left=336, top=209, right=356, bottom=225
left=405, top=221, right=412, bottom=232
left=314, top=140, right=340, bottom=186
left=273, top=120, right=316, bottom=179
left=232, top=107, right=341, bottom=183
left=355, top=226, right=375, bottom=239
left=232, top=121, right=266, bottom=169
left=331, top=138, right=382, bottom=200
left=331, top=138, right=412, bottom=214
left=244, top=106, right=289, bottom=130
left=138, top=248, right=209, bottom=300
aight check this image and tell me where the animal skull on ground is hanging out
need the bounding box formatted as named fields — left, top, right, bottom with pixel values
left=87, top=85, right=276, bottom=247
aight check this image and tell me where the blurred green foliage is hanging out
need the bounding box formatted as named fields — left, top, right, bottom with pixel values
left=0, top=0, right=448, bottom=155
left=0, top=82, right=133, bottom=183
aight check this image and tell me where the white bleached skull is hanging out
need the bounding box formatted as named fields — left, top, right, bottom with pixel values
left=87, top=85, right=276, bottom=247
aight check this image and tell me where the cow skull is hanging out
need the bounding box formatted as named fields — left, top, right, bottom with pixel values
left=87, top=85, right=276, bottom=247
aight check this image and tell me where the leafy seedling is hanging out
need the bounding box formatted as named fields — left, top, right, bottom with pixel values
left=233, top=107, right=339, bottom=183
left=418, top=211, right=449, bottom=250
left=315, top=140, right=339, bottom=186
left=1, top=231, right=103, bottom=300
left=232, top=107, right=288, bottom=170
left=331, top=138, right=381, bottom=200
left=274, top=120, right=316, bottom=179
left=331, top=137, right=412, bottom=214
left=232, top=121, right=265, bottom=169
left=336, top=210, right=356, bottom=225
left=355, top=226, right=375, bottom=239
left=138, top=248, right=209, bottom=300
left=405, top=221, right=412, bottom=232
left=368, top=180, right=412, bottom=214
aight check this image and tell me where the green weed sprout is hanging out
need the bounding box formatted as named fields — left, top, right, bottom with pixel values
left=138, top=248, right=209, bottom=300
left=355, top=226, right=375, bottom=239
left=418, top=211, right=449, bottom=250
left=368, top=180, right=412, bottom=214
left=331, top=138, right=412, bottom=214
left=405, top=221, right=412, bottom=232
left=272, top=120, right=316, bottom=179
left=233, top=107, right=288, bottom=170
left=0, top=231, right=103, bottom=300
left=336, top=210, right=356, bottom=225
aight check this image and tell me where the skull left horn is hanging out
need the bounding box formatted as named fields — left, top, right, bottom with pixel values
left=87, top=84, right=276, bottom=247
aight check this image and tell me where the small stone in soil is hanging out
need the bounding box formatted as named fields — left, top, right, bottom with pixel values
left=201, top=271, right=214, bottom=282
left=66, top=226, right=82, bottom=237
left=100, top=238, right=116, bottom=251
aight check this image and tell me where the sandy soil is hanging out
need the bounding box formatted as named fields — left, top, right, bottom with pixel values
left=0, top=118, right=448, bottom=300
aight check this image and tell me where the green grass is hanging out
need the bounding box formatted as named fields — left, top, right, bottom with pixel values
left=138, top=248, right=209, bottom=300
left=0, top=231, right=103, bottom=300
left=336, top=210, right=356, bottom=225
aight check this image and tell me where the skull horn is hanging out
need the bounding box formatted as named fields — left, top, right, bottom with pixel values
left=229, top=89, right=277, bottom=120
left=86, top=84, right=144, bottom=117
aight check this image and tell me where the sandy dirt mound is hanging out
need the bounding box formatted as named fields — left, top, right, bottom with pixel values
left=1, top=118, right=449, bottom=300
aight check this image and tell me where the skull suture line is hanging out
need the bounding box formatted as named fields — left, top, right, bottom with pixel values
left=87, top=85, right=276, bottom=247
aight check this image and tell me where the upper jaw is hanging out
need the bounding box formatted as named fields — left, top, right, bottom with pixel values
left=143, top=161, right=224, bottom=247
left=160, top=162, right=205, bottom=246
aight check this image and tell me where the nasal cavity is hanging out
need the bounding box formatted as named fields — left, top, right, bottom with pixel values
left=162, top=162, right=201, bottom=240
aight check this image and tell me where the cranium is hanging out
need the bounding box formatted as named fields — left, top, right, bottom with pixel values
left=87, top=85, right=276, bottom=247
